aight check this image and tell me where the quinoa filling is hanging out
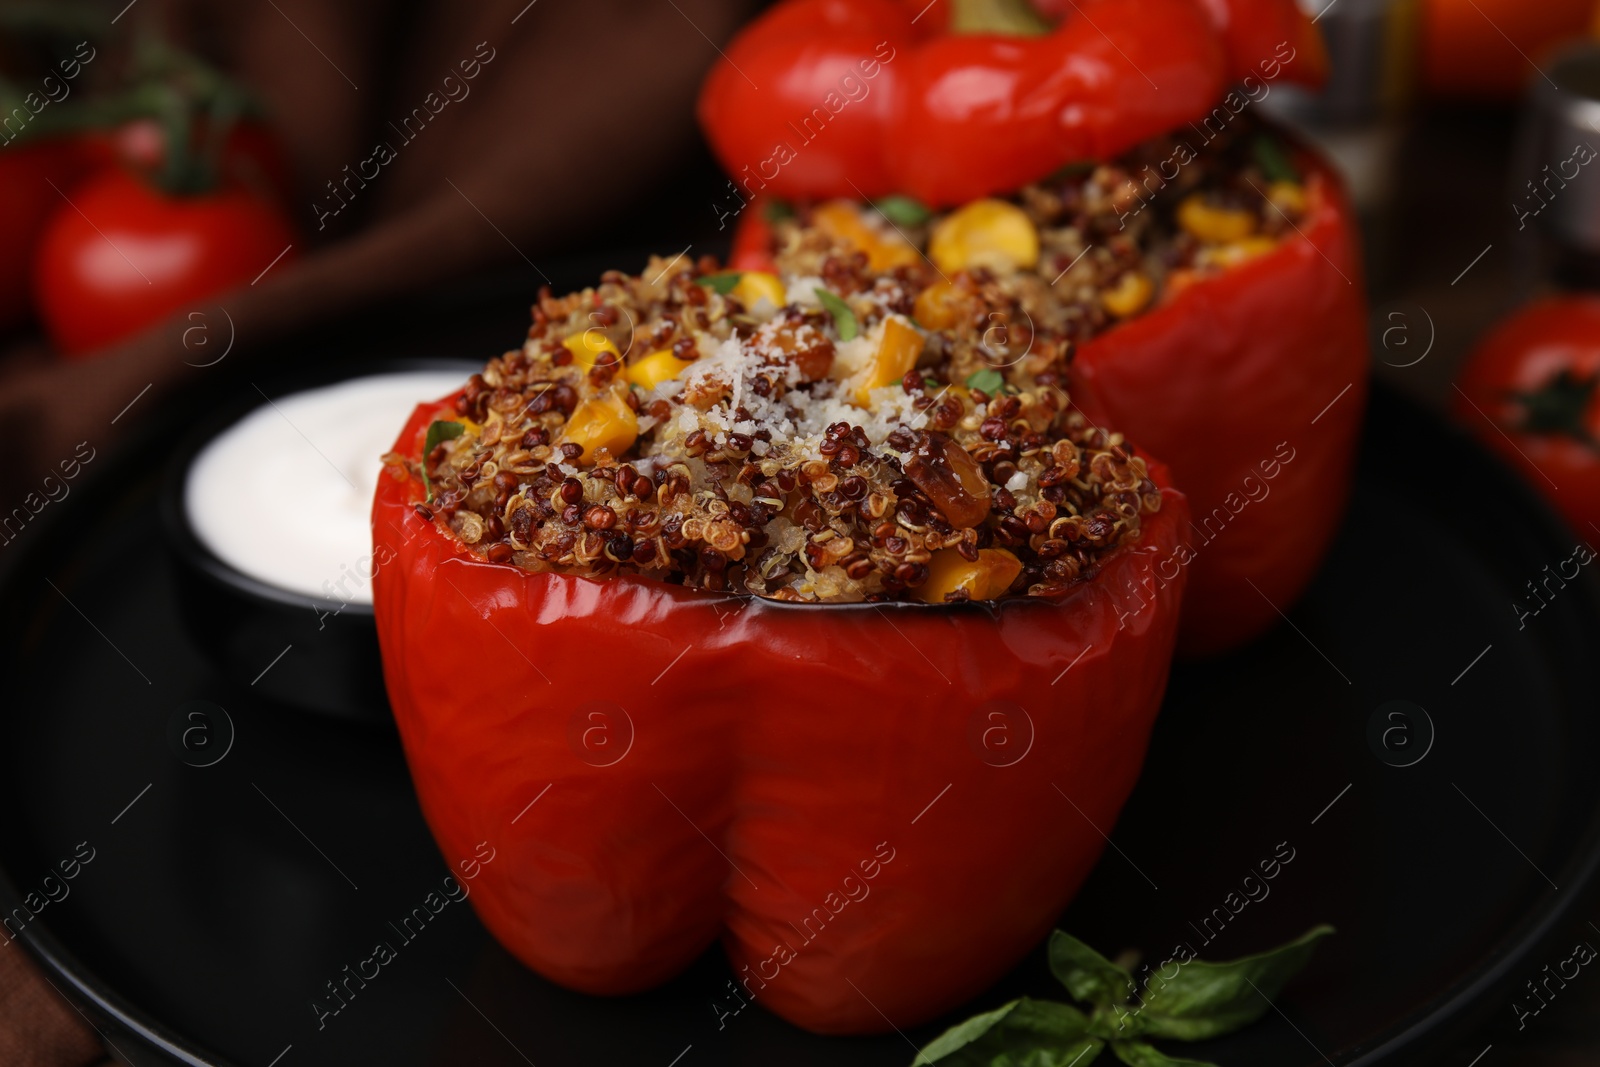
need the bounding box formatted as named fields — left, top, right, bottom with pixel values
left=395, top=123, right=1306, bottom=603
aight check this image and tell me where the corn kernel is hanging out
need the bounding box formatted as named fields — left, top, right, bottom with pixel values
left=854, top=317, right=924, bottom=405
left=1200, top=237, right=1280, bottom=270
left=1176, top=194, right=1257, bottom=243
left=562, top=390, right=638, bottom=462
left=563, top=329, right=621, bottom=372
left=915, top=548, right=1022, bottom=603
left=626, top=349, right=694, bottom=390
left=813, top=201, right=920, bottom=272
left=731, top=270, right=786, bottom=310
left=929, top=199, right=1040, bottom=274
left=913, top=281, right=963, bottom=330
left=1101, top=272, right=1154, bottom=319
left=1267, top=181, right=1307, bottom=216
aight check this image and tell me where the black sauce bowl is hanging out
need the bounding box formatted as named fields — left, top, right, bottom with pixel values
left=159, top=359, right=476, bottom=724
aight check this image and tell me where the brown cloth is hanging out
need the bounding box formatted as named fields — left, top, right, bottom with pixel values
left=0, top=0, right=754, bottom=500
left=0, top=0, right=751, bottom=1060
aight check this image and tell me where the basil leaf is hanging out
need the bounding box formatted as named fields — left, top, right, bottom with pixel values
left=913, top=998, right=1099, bottom=1067
left=924, top=376, right=943, bottom=390
left=816, top=288, right=859, bottom=341
left=695, top=272, right=742, bottom=295
left=1252, top=134, right=1299, bottom=184
left=1086, top=1004, right=1146, bottom=1042
left=1109, top=1042, right=1216, bottom=1067
left=965, top=368, right=1005, bottom=396
left=874, top=194, right=933, bottom=228
left=763, top=197, right=795, bottom=222
left=1048, top=931, right=1135, bottom=1010
left=422, top=419, right=466, bottom=503
left=1137, top=925, right=1334, bottom=1041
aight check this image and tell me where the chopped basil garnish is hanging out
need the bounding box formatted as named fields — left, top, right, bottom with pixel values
left=422, top=419, right=466, bottom=503
left=816, top=288, right=858, bottom=341
left=874, top=194, right=933, bottom=228
left=912, top=926, right=1333, bottom=1066
left=695, top=272, right=742, bottom=295
left=763, top=198, right=796, bottom=223
left=965, top=368, right=1005, bottom=395
left=1253, top=134, right=1299, bottom=184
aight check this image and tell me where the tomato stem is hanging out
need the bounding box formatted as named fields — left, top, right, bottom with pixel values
left=1507, top=369, right=1600, bottom=449
left=0, top=18, right=260, bottom=194
left=947, top=0, right=1052, bottom=36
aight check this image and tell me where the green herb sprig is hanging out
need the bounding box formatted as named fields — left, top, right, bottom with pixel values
left=965, top=368, right=1005, bottom=396
left=695, top=272, right=742, bottom=296
left=873, top=194, right=933, bottom=228
left=912, top=925, right=1334, bottom=1066
left=422, top=419, right=466, bottom=503
left=816, top=288, right=859, bottom=342
left=1252, top=134, right=1299, bottom=185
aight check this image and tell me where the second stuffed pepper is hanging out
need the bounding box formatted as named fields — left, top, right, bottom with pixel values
left=704, top=0, right=1367, bottom=655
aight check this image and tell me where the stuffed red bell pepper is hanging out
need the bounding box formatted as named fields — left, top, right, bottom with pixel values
left=698, top=0, right=1326, bottom=208
left=372, top=250, right=1189, bottom=1032
left=705, top=0, right=1366, bottom=655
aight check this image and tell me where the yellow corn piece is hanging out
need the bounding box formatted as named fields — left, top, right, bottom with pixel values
left=1200, top=237, right=1280, bottom=270
left=563, top=329, right=621, bottom=372
left=854, top=317, right=924, bottom=405
left=1101, top=272, right=1154, bottom=319
left=929, top=199, right=1040, bottom=274
left=913, top=281, right=963, bottom=330
left=1267, top=181, right=1307, bottom=216
left=731, top=270, right=786, bottom=310
left=562, top=390, right=638, bottom=462
left=626, top=349, right=694, bottom=390
left=1176, top=194, right=1257, bottom=243
left=915, top=548, right=1022, bottom=603
left=813, top=201, right=920, bottom=272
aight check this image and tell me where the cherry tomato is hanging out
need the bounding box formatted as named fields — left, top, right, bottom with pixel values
left=79, top=119, right=296, bottom=205
left=0, top=138, right=95, bottom=332
left=1454, top=296, right=1600, bottom=536
left=33, top=167, right=297, bottom=358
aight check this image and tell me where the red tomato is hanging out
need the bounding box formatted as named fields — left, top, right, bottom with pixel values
left=0, top=138, right=95, bottom=331
left=1454, top=296, right=1600, bottom=536
left=33, top=168, right=297, bottom=358
left=1422, top=0, right=1593, bottom=99
left=79, top=119, right=296, bottom=205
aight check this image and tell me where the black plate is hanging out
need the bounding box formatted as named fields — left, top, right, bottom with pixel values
left=3, top=278, right=1599, bottom=1067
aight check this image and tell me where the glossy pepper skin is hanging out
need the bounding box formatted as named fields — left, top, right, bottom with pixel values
left=726, top=146, right=1368, bottom=656
left=373, top=395, right=1190, bottom=1033
left=697, top=0, right=1325, bottom=208
left=1453, top=296, right=1600, bottom=536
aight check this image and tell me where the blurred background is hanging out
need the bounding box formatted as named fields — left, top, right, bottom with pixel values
left=5, top=0, right=1600, bottom=1063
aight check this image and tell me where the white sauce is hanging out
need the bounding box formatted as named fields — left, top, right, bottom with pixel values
left=185, top=370, right=466, bottom=604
